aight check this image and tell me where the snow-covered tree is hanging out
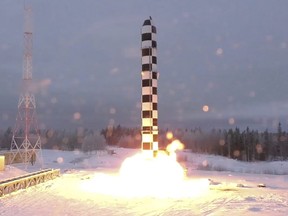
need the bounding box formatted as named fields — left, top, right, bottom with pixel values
left=82, top=131, right=106, bottom=154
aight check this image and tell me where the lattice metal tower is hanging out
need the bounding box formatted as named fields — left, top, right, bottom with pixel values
left=10, top=4, right=42, bottom=166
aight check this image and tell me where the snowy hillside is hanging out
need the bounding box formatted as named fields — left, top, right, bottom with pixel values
left=181, top=151, right=288, bottom=175
left=1, top=148, right=288, bottom=215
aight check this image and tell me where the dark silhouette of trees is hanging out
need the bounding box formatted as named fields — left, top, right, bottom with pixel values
left=0, top=127, right=13, bottom=150
left=1, top=122, right=288, bottom=161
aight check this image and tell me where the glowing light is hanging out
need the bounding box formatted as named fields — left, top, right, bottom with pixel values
left=202, top=105, right=209, bottom=112
left=166, top=140, right=184, bottom=159
left=166, top=131, right=173, bottom=140
left=216, top=48, right=223, bottom=56
left=119, top=151, right=185, bottom=195
left=47, top=129, right=54, bottom=138
left=233, top=150, right=240, bottom=157
left=202, top=160, right=209, bottom=167
left=219, top=139, right=225, bottom=146
left=80, top=140, right=210, bottom=198
left=39, top=78, right=52, bottom=87
left=80, top=172, right=209, bottom=198
left=256, top=144, right=263, bottom=154
left=228, top=117, right=235, bottom=125
left=81, top=158, right=209, bottom=198
left=73, top=112, right=81, bottom=120
left=57, top=157, right=64, bottom=163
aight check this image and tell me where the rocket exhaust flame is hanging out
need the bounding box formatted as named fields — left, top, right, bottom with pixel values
left=81, top=139, right=209, bottom=198
left=119, top=140, right=186, bottom=186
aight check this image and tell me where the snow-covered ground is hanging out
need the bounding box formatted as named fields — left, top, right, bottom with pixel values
left=1, top=148, right=288, bottom=216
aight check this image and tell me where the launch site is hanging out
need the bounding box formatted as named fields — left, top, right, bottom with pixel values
left=1, top=1, right=288, bottom=215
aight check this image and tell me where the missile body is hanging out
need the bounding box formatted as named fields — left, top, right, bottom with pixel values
left=141, top=17, right=158, bottom=157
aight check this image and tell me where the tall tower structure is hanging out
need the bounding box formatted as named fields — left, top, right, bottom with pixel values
left=10, top=5, right=41, bottom=165
left=141, top=17, right=159, bottom=158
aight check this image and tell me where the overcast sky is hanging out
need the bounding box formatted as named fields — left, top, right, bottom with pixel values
left=1, top=0, right=288, bottom=131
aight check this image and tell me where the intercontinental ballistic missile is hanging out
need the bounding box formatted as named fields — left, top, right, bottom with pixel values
left=141, top=17, right=159, bottom=157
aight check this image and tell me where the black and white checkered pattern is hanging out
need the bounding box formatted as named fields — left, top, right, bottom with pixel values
left=141, top=17, right=158, bottom=156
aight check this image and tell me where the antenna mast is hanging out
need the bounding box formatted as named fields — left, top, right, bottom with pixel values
left=10, top=4, right=42, bottom=167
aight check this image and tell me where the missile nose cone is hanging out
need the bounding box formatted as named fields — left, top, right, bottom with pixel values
left=142, top=17, right=157, bottom=36
left=143, top=16, right=153, bottom=26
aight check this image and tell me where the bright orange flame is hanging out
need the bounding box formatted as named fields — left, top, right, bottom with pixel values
left=81, top=140, right=209, bottom=198
left=119, top=151, right=185, bottom=189
left=166, top=131, right=173, bottom=140
left=166, top=139, right=184, bottom=159
left=202, top=105, right=209, bottom=112
left=117, top=139, right=202, bottom=197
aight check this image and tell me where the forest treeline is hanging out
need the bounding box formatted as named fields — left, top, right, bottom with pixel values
left=1, top=123, right=288, bottom=162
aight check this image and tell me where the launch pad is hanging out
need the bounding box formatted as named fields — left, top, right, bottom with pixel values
left=0, top=169, right=60, bottom=197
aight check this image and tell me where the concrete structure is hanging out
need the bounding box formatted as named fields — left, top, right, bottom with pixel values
left=0, top=169, right=60, bottom=197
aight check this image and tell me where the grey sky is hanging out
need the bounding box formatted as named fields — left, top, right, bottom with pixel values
left=1, top=0, right=288, bottom=131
